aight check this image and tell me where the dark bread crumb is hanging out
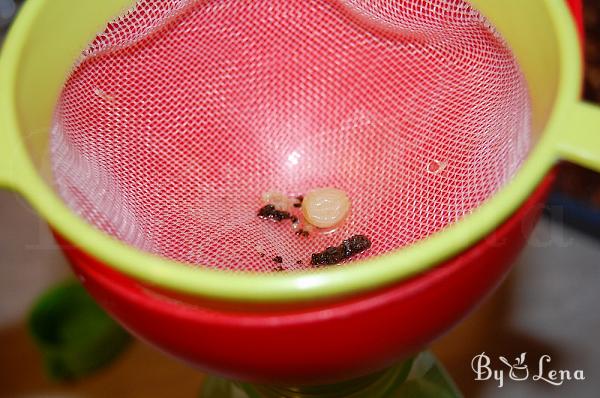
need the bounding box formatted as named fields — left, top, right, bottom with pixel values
left=311, top=235, right=371, bottom=266
left=295, top=229, right=310, bottom=237
left=258, top=204, right=293, bottom=221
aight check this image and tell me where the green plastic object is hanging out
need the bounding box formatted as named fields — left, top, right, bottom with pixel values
left=202, top=352, right=461, bottom=398
left=28, top=280, right=132, bottom=380
left=390, top=352, right=462, bottom=398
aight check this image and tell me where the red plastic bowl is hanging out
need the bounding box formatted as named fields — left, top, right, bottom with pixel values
left=57, top=169, right=553, bottom=384
left=54, top=0, right=582, bottom=386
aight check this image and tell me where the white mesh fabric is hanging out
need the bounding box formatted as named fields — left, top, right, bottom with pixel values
left=51, top=0, right=531, bottom=272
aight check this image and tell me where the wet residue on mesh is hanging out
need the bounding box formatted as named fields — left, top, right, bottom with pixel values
left=51, top=0, right=531, bottom=272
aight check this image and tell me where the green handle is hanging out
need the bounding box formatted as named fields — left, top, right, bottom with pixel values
left=0, top=120, right=23, bottom=191
left=0, top=98, right=33, bottom=193
left=557, top=101, right=600, bottom=173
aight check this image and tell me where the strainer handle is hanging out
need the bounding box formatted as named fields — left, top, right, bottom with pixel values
left=0, top=122, right=29, bottom=192
left=557, top=101, right=600, bottom=173
left=0, top=130, right=21, bottom=191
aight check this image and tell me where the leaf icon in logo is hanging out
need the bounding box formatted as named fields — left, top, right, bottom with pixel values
left=498, top=353, right=529, bottom=381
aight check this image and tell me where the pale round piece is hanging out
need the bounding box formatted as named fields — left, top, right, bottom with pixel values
left=261, top=191, right=291, bottom=211
left=302, top=188, right=351, bottom=229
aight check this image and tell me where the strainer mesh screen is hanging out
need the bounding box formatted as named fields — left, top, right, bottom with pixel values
left=51, top=0, right=531, bottom=272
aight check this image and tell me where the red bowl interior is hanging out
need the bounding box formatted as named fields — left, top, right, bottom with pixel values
left=53, top=0, right=532, bottom=273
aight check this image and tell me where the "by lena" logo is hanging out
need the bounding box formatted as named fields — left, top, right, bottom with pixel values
left=471, top=352, right=585, bottom=388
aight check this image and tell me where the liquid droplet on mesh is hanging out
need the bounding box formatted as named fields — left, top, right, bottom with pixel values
left=94, top=88, right=115, bottom=102
left=427, top=160, right=447, bottom=174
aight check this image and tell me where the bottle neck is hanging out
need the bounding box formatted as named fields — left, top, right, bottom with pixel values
left=241, top=360, right=413, bottom=398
